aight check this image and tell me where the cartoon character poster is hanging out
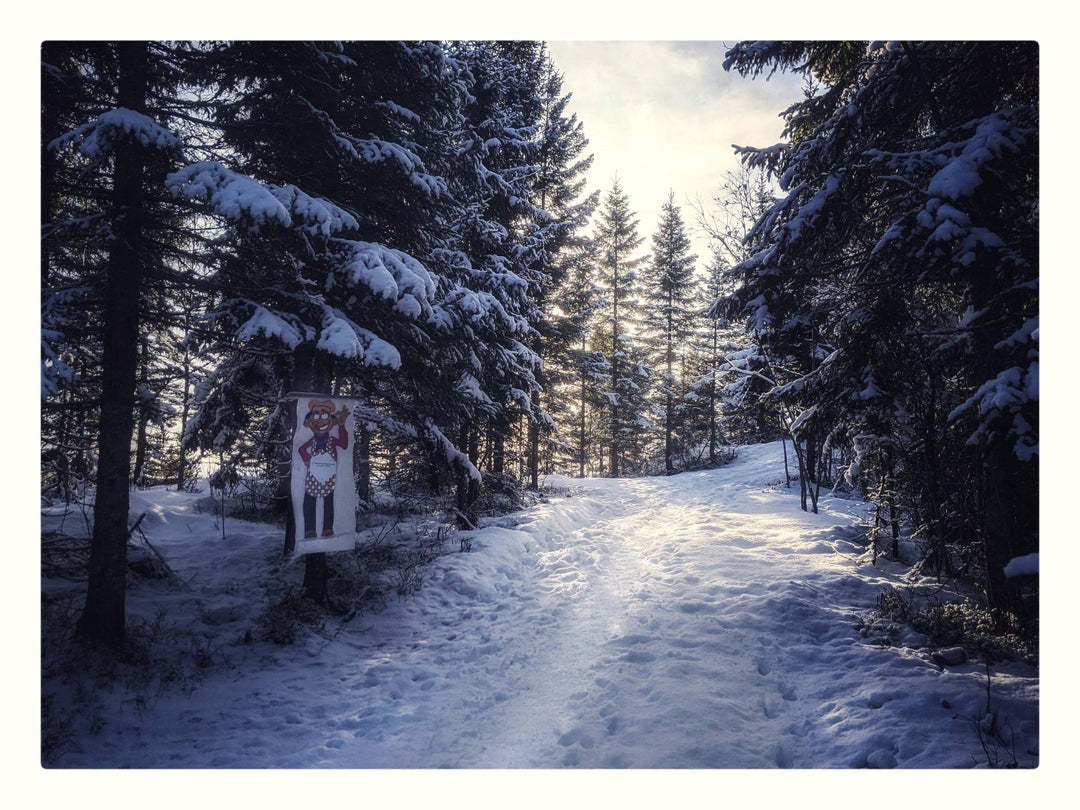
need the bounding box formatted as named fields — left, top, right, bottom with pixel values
left=290, top=396, right=357, bottom=554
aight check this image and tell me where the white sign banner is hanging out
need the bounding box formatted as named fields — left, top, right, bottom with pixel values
left=290, top=395, right=357, bottom=555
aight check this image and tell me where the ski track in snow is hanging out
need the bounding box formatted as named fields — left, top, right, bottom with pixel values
left=47, top=444, right=1039, bottom=769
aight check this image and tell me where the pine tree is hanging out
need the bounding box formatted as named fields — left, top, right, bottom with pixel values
left=44, top=41, right=198, bottom=645
left=724, top=41, right=1038, bottom=625
left=438, top=40, right=549, bottom=510
left=523, top=54, right=599, bottom=485
left=592, top=177, right=650, bottom=477
left=547, top=232, right=604, bottom=476
left=643, top=192, right=698, bottom=473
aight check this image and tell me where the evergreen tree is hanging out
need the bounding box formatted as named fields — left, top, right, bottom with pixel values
left=643, top=192, right=697, bottom=473
left=524, top=54, right=599, bottom=484
left=723, top=41, right=1038, bottom=626
left=441, top=40, right=547, bottom=504
left=592, top=177, right=650, bottom=477
left=44, top=41, right=197, bottom=645
left=545, top=231, right=604, bottom=477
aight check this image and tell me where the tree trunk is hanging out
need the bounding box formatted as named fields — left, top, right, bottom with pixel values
left=282, top=344, right=314, bottom=557
left=176, top=349, right=193, bottom=491
left=281, top=342, right=333, bottom=603
left=301, top=552, right=329, bottom=604
left=356, top=423, right=371, bottom=506
left=578, top=342, right=588, bottom=478
left=77, top=42, right=149, bottom=646
left=528, top=389, right=541, bottom=490
left=492, top=421, right=505, bottom=475
left=708, top=325, right=719, bottom=465
left=302, top=349, right=334, bottom=602
left=279, top=398, right=298, bottom=553
left=131, top=337, right=151, bottom=487
left=608, top=369, right=619, bottom=478
left=610, top=268, right=621, bottom=479
left=133, top=405, right=151, bottom=488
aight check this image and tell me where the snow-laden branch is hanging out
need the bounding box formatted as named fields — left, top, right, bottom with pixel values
left=167, top=162, right=292, bottom=232
left=422, top=419, right=482, bottom=484
left=235, top=306, right=308, bottom=349
left=49, top=108, right=181, bottom=159
left=330, top=239, right=438, bottom=312
left=316, top=313, right=402, bottom=370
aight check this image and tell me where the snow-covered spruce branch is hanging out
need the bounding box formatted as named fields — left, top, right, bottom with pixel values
left=49, top=108, right=182, bottom=161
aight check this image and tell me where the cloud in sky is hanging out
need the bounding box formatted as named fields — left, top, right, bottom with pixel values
left=546, top=40, right=806, bottom=260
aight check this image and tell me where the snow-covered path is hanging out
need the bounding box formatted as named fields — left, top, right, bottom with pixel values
left=46, top=443, right=1039, bottom=769
left=393, top=456, right=891, bottom=769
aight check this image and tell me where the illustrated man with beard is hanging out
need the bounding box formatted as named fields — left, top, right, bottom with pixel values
left=297, top=399, right=351, bottom=539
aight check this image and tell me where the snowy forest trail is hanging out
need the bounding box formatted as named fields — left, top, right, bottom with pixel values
left=431, top=459, right=874, bottom=768
left=45, top=443, right=1039, bottom=769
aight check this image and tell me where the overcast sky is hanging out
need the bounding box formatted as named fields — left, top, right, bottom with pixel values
left=545, top=41, right=807, bottom=266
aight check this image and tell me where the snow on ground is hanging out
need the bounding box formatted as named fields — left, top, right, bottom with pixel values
left=40, top=443, right=1038, bottom=778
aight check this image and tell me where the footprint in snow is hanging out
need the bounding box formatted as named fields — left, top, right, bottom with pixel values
left=761, top=696, right=780, bottom=719
left=865, top=748, right=898, bottom=768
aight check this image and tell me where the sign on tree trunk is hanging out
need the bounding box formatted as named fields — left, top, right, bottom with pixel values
left=289, top=394, right=358, bottom=555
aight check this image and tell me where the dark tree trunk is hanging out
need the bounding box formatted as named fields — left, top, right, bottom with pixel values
left=455, top=426, right=481, bottom=527
left=964, top=275, right=1037, bottom=625
left=708, top=326, right=719, bottom=465
left=492, top=421, right=505, bottom=475
left=609, top=363, right=620, bottom=478
left=609, top=278, right=621, bottom=478
left=356, top=423, right=371, bottom=505
left=528, top=389, right=541, bottom=490
left=281, top=342, right=333, bottom=604
left=176, top=351, right=193, bottom=491
left=302, top=349, right=334, bottom=602
left=578, top=341, right=588, bottom=478
left=468, top=428, right=480, bottom=468
left=282, top=344, right=315, bottom=557
left=279, top=398, right=298, bottom=554
left=131, top=338, right=151, bottom=487
left=133, top=405, right=151, bottom=488
left=664, top=394, right=674, bottom=474
left=301, top=552, right=329, bottom=604
left=77, top=42, right=150, bottom=646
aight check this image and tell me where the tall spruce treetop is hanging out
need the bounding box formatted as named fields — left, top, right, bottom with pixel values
left=643, top=192, right=697, bottom=472
left=594, top=176, right=648, bottom=353
left=528, top=54, right=599, bottom=339
left=593, top=177, right=650, bottom=476
left=521, top=53, right=599, bottom=484
left=644, top=192, right=698, bottom=377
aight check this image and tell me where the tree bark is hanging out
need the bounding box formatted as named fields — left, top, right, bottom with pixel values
left=356, top=423, right=371, bottom=505
left=77, top=42, right=149, bottom=646
left=492, top=421, right=505, bottom=475
left=302, top=348, right=333, bottom=602
left=578, top=339, right=588, bottom=478
left=176, top=347, right=193, bottom=491
left=528, top=389, right=541, bottom=490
